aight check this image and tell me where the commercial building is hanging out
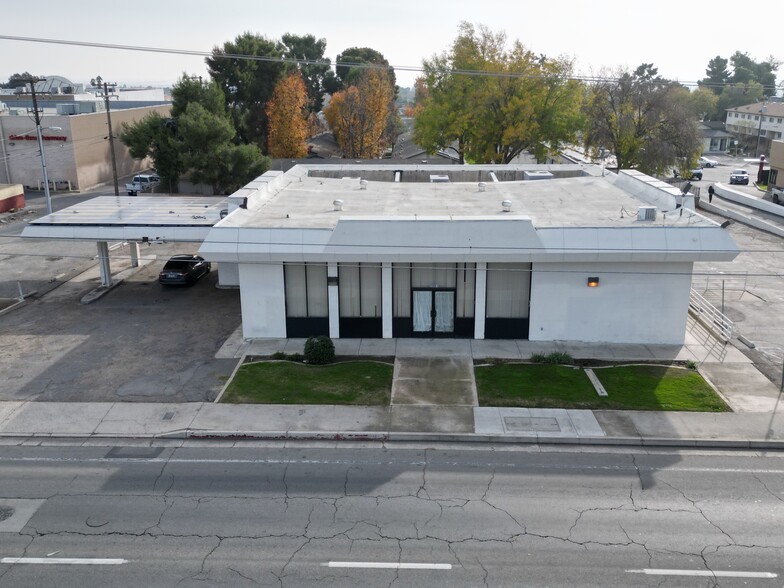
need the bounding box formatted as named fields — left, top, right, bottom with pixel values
left=200, top=164, right=739, bottom=345
left=725, top=101, right=784, bottom=156
left=0, top=104, right=170, bottom=192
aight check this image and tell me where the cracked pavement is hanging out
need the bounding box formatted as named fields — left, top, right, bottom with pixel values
left=0, top=443, right=783, bottom=587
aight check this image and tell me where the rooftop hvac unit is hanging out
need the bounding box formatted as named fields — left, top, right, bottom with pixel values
left=429, top=175, right=450, bottom=183
left=637, top=206, right=657, bottom=221
left=56, top=103, right=79, bottom=115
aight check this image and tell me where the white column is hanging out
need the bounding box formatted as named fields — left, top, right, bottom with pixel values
left=328, top=262, right=340, bottom=339
left=382, top=262, right=393, bottom=338
left=474, top=262, right=487, bottom=339
left=128, top=241, right=140, bottom=268
left=96, top=241, right=112, bottom=287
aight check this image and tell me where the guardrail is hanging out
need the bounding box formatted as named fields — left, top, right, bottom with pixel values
left=689, top=288, right=734, bottom=341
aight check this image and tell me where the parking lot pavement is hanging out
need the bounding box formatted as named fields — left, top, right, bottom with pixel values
left=0, top=243, right=242, bottom=402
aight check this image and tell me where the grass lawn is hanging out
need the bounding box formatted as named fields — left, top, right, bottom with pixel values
left=475, top=364, right=729, bottom=412
left=220, top=360, right=393, bottom=405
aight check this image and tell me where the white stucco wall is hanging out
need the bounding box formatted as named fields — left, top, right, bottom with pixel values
left=239, top=263, right=287, bottom=338
left=217, top=262, right=239, bottom=287
left=528, top=261, right=693, bottom=344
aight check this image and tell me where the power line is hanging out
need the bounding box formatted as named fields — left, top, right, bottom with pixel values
left=0, top=34, right=777, bottom=90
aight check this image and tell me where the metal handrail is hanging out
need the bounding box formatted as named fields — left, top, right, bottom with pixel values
left=689, top=288, right=734, bottom=341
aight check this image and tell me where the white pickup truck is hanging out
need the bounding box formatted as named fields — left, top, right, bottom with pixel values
left=125, top=174, right=160, bottom=195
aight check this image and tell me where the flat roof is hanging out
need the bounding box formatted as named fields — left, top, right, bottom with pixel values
left=220, top=165, right=714, bottom=230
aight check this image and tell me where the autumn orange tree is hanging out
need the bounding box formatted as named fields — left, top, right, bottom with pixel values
left=266, top=72, right=309, bottom=158
left=323, top=69, right=394, bottom=159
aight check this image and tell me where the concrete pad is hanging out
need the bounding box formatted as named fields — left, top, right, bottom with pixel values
left=391, top=357, right=477, bottom=406
left=389, top=405, right=474, bottom=433
left=93, top=403, right=203, bottom=436
left=567, top=410, right=606, bottom=437
left=699, top=363, right=783, bottom=412
left=617, top=411, right=695, bottom=440
left=357, top=338, right=397, bottom=356
left=395, top=339, right=471, bottom=357
left=238, top=338, right=287, bottom=357
left=0, top=402, right=113, bottom=435
left=470, top=340, right=522, bottom=360
left=192, top=404, right=391, bottom=433
left=333, top=338, right=361, bottom=355
left=592, top=411, right=644, bottom=438
left=215, top=325, right=247, bottom=359
left=283, top=339, right=308, bottom=354
left=473, top=407, right=504, bottom=434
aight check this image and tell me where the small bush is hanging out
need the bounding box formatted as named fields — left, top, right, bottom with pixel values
left=272, top=351, right=287, bottom=360
left=304, top=335, right=335, bottom=365
left=288, top=353, right=305, bottom=363
left=685, top=359, right=698, bottom=370
left=531, top=352, right=573, bottom=365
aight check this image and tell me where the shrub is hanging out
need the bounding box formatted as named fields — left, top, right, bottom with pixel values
left=685, top=359, right=698, bottom=370
left=531, top=352, right=574, bottom=365
left=272, top=351, right=287, bottom=360
left=304, top=335, right=335, bottom=365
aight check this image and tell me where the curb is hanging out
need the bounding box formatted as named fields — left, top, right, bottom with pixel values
left=2, top=430, right=781, bottom=450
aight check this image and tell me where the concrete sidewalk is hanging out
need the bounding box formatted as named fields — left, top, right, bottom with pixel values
left=1, top=400, right=783, bottom=448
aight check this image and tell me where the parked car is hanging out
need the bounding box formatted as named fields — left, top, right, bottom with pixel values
left=158, top=254, right=211, bottom=285
left=674, top=168, right=702, bottom=181
left=729, top=169, right=750, bottom=185
left=126, top=174, right=160, bottom=196
left=698, top=156, right=719, bottom=168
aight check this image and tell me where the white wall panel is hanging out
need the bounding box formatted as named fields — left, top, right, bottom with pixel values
left=239, top=263, right=286, bottom=338
left=529, top=261, right=692, bottom=344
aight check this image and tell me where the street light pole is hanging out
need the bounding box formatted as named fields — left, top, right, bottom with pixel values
left=755, top=105, right=767, bottom=158
left=102, top=81, right=120, bottom=196
left=29, top=79, right=53, bottom=215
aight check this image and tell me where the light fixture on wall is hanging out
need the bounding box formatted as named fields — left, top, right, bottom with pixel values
left=587, top=277, right=600, bottom=287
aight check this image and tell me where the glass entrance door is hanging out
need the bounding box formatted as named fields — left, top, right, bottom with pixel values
left=412, top=289, right=454, bottom=335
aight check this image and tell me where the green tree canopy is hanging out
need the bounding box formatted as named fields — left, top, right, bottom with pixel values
left=170, top=73, right=226, bottom=118
left=206, top=32, right=288, bottom=147
left=414, top=22, right=584, bottom=164
left=583, top=64, right=702, bottom=175
left=0, top=72, right=42, bottom=89
left=335, top=47, right=396, bottom=91
left=120, top=112, right=184, bottom=192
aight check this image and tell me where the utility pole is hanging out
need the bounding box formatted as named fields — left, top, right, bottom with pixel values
left=97, top=80, right=120, bottom=196
left=28, top=79, right=53, bottom=215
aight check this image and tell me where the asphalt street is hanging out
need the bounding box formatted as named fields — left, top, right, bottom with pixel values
left=0, top=443, right=782, bottom=587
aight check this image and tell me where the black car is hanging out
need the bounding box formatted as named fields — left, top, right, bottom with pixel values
left=673, top=168, right=703, bottom=181
left=158, top=254, right=211, bottom=285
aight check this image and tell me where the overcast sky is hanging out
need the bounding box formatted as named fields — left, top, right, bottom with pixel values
left=1, top=0, right=780, bottom=90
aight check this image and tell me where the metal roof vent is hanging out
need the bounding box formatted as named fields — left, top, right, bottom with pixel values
left=637, top=206, right=657, bottom=221
left=359, top=179, right=368, bottom=190
left=333, top=199, right=343, bottom=211
left=502, top=199, right=512, bottom=212
left=478, top=182, right=486, bottom=192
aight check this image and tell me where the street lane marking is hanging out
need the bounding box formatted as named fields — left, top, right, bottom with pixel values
left=1, top=558, right=127, bottom=565
left=325, top=562, right=451, bottom=570
left=627, top=569, right=777, bottom=578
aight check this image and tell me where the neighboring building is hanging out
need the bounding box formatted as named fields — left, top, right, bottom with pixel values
left=769, top=139, right=783, bottom=189
left=199, top=164, right=739, bottom=345
left=0, top=104, right=170, bottom=191
left=725, top=102, right=784, bottom=156
left=698, top=122, right=733, bottom=154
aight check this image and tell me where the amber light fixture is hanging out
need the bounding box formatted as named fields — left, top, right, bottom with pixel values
left=587, top=277, right=600, bottom=287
